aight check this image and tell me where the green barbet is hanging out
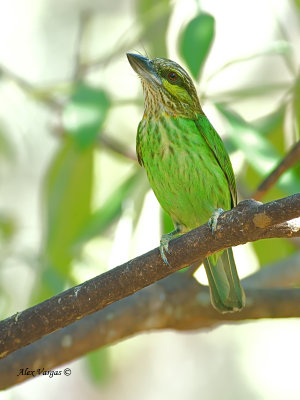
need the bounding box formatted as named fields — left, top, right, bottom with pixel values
left=127, top=53, right=245, bottom=313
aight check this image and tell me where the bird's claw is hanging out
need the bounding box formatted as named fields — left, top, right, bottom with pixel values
left=159, top=226, right=182, bottom=266
left=208, top=208, right=224, bottom=234
left=159, top=234, right=171, bottom=266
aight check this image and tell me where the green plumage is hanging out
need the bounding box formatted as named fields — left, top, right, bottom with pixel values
left=127, top=53, right=245, bottom=313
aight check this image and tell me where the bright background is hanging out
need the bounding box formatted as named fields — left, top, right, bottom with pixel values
left=1, top=0, right=300, bottom=399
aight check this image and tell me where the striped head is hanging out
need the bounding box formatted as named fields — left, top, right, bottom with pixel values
left=127, top=53, right=202, bottom=119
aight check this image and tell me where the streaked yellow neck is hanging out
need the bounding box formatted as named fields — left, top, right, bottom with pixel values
left=142, top=81, right=202, bottom=120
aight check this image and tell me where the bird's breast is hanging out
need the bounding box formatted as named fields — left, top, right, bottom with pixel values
left=138, top=115, right=231, bottom=228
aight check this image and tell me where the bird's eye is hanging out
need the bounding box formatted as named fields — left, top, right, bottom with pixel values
left=167, top=71, right=179, bottom=82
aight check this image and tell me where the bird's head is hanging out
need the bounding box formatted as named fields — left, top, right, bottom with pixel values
left=127, top=53, right=202, bottom=118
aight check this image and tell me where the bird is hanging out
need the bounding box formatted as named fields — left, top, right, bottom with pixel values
left=127, top=53, right=245, bottom=313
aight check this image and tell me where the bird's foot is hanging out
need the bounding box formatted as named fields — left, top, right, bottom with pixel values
left=159, top=226, right=182, bottom=266
left=159, top=233, right=172, bottom=265
left=208, top=208, right=224, bottom=234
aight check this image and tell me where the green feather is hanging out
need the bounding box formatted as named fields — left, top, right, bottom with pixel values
left=195, top=114, right=237, bottom=206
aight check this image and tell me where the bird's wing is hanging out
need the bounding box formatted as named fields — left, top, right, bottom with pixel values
left=195, top=114, right=237, bottom=206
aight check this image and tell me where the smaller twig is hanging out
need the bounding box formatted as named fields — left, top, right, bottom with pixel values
left=99, top=133, right=137, bottom=161
left=0, top=63, right=35, bottom=93
left=252, top=141, right=300, bottom=200
left=203, top=83, right=291, bottom=103
left=73, top=11, right=91, bottom=81
left=51, top=127, right=136, bottom=161
left=0, top=63, right=63, bottom=110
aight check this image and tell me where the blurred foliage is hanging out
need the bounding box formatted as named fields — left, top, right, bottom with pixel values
left=0, top=214, right=16, bottom=242
left=39, top=137, right=94, bottom=300
left=136, top=0, right=172, bottom=58
left=63, top=83, right=110, bottom=149
left=179, top=13, right=215, bottom=80
left=218, top=104, right=300, bottom=197
left=86, top=347, right=111, bottom=385
left=0, top=0, right=300, bottom=385
left=0, top=127, right=14, bottom=162
left=74, top=168, right=144, bottom=248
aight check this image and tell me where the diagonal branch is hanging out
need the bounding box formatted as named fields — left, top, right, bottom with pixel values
left=0, top=194, right=299, bottom=361
left=252, top=141, right=300, bottom=200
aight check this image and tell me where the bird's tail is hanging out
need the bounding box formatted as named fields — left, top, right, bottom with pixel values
left=203, top=248, right=245, bottom=313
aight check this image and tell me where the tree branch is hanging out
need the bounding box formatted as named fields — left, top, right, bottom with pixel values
left=0, top=194, right=299, bottom=362
left=243, top=251, right=300, bottom=289
left=1, top=271, right=300, bottom=389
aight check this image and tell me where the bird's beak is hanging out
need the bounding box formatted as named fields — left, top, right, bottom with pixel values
left=127, top=53, right=162, bottom=86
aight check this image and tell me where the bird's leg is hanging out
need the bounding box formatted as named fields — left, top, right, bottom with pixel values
left=160, top=224, right=183, bottom=265
left=208, top=208, right=224, bottom=234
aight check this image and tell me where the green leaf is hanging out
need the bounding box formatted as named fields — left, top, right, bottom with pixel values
left=217, top=104, right=300, bottom=196
left=40, top=137, right=94, bottom=297
left=252, top=106, right=285, bottom=139
left=63, top=83, right=110, bottom=149
left=294, top=0, right=300, bottom=10
left=179, top=13, right=215, bottom=80
left=218, top=105, right=278, bottom=171
left=0, top=214, right=16, bottom=241
left=74, top=169, right=144, bottom=248
left=37, top=83, right=110, bottom=300
left=86, top=348, right=111, bottom=384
